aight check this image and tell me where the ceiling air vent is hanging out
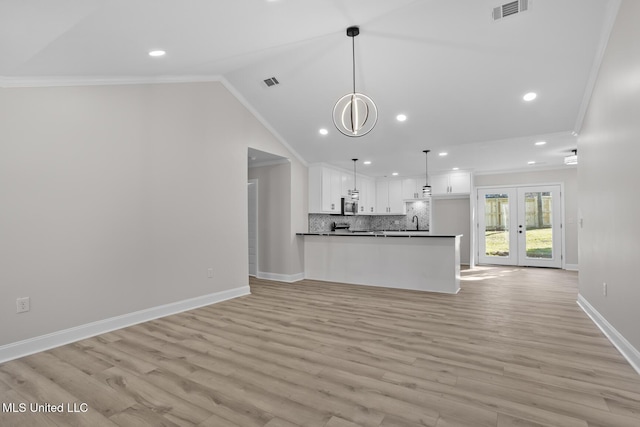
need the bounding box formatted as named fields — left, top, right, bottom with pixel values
left=263, top=77, right=280, bottom=87
left=493, top=0, right=529, bottom=21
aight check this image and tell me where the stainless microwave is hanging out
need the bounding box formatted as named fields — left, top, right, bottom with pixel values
left=341, top=197, right=358, bottom=216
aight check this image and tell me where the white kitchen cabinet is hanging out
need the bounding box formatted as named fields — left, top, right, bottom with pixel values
left=358, top=176, right=376, bottom=215
left=342, top=173, right=354, bottom=200
left=449, top=172, right=471, bottom=193
left=430, top=174, right=450, bottom=195
left=402, top=177, right=428, bottom=200
left=321, top=167, right=341, bottom=212
left=309, top=165, right=352, bottom=214
left=431, top=171, right=471, bottom=196
left=376, top=179, right=405, bottom=214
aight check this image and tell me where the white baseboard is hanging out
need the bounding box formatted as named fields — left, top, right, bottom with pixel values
left=257, top=271, right=304, bottom=283
left=565, top=263, right=579, bottom=271
left=0, top=286, right=250, bottom=364
left=577, top=294, right=640, bottom=376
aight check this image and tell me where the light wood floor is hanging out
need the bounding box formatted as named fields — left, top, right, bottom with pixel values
left=2, top=266, right=640, bottom=426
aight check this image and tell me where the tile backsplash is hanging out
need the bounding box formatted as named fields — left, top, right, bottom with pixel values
left=309, top=200, right=430, bottom=232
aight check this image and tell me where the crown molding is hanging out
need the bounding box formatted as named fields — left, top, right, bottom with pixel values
left=473, top=164, right=576, bottom=176
left=0, top=75, right=222, bottom=88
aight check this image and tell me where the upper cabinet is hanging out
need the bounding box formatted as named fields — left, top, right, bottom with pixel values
left=320, top=167, right=342, bottom=212
left=376, top=179, right=405, bottom=214
left=431, top=171, right=472, bottom=196
left=310, top=165, right=343, bottom=214
left=402, top=177, right=429, bottom=200
left=309, top=164, right=471, bottom=214
left=309, top=164, right=375, bottom=215
left=358, top=176, right=376, bottom=215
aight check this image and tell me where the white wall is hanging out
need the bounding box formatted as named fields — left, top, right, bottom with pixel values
left=578, top=0, right=640, bottom=353
left=431, top=198, right=471, bottom=265
left=474, top=168, right=578, bottom=267
left=0, top=81, right=306, bottom=347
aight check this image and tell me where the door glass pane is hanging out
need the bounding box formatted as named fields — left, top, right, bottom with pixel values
left=524, top=192, right=552, bottom=259
left=484, top=194, right=510, bottom=257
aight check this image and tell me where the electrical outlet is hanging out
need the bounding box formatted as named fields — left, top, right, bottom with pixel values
left=17, top=297, right=30, bottom=313
left=207, top=268, right=213, bottom=279
left=603, top=282, right=607, bottom=296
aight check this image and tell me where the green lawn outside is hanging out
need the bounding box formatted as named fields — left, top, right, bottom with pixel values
left=485, top=227, right=552, bottom=258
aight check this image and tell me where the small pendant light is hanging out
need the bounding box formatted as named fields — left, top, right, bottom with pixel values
left=349, top=158, right=360, bottom=200
left=333, top=26, right=378, bottom=137
left=422, top=150, right=432, bottom=197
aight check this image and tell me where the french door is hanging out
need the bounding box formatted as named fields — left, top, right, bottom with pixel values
left=478, top=185, right=562, bottom=268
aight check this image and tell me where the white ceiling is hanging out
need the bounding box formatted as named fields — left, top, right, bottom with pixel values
left=1, top=0, right=619, bottom=176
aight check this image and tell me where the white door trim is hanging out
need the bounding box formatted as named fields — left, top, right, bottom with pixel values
left=476, top=183, right=565, bottom=268
left=248, top=179, right=259, bottom=277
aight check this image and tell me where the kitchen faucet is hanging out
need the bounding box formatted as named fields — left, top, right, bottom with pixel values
left=412, top=215, right=419, bottom=231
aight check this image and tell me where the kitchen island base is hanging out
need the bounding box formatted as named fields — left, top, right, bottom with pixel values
left=301, top=234, right=461, bottom=294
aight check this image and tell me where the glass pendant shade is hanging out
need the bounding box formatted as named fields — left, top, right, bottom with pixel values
left=422, top=185, right=432, bottom=197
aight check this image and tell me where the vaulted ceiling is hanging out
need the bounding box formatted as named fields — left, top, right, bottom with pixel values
left=1, top=0, right=619, bottom=176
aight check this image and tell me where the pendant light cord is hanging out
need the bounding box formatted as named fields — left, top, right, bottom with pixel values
left=424, top=150, right=430, bottom=186
left=353, top=159, right=358, bottom=190
left=352, top=35, right=356, bottom=94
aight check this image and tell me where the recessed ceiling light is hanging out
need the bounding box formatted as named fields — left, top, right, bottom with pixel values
left=528, top=161, right=536, bottom=165
left=148, top=50, right=166, bottom=57
left=452, top=167, right=459, bottom=171
left=319, top=128, right=328, bottom=135
left=392, top=172, right=399, bottom=176
left=523, top=92, right=537, bottom=101
left=535, top=141, right=547, bottom=146
left=363, top=161, right=372, bottom=165
left=396, top=114, right=407, bottom=122
left=439, top=152, right=448, bottom=156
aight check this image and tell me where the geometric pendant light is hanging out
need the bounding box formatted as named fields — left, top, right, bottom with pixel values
left=332, top=26, right=378, bottom=137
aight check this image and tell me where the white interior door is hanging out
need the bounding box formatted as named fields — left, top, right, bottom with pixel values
left=478, top=185, right=562, bottom=268
left=248, top=179, right=258, bottom=277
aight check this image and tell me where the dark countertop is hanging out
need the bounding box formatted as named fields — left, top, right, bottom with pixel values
left=297, top=231, right=462, bottom=238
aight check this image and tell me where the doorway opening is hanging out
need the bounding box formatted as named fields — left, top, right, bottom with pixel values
left=247, top=148, right=290, bottom=279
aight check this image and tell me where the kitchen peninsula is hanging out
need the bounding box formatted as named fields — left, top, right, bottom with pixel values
left=297, top=232, right=461, bottom=294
